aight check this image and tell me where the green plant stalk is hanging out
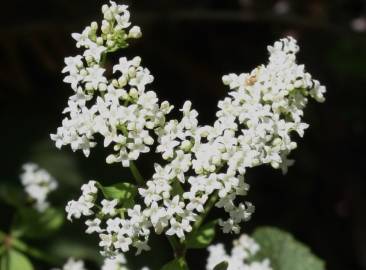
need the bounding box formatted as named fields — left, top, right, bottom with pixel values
left=131, top=163, right=190, bottom=268
left=118, top=124, right=145, bottom=186
left=192, top=191, right=219, bottom=232
left=129, top=161, right=145, bottom=186
left=130, top=164, right=220, bottom=270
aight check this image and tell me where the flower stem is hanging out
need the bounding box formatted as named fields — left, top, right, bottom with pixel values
left=167, top=236, right=189, bottom=269
left=192, top=191, right=219, bottom=232
left=129, top=161, right=144, bottom=186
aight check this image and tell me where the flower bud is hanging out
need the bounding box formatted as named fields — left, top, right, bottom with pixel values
left=128, top=67, right=136, bottom=77
left=101, top=4, right=109, bottom=14
left=129, top=88, right=139, bottom=99
left=104, top=10, right=114, bottom=21
left=91, top=21, right=98, bottom=31
left=79, top=69, right=88, bottom=77
left=106, top=40, right=115, bottom=48
left=144, top=136, right=154, bottom=145
left=180, top=140, right=192, bottom=152
left=222, top=75, right=231, bottom=85
left=106, top=155, right=116, bottom=164
left=96, top=37, right=104, bottom=45
left=118, top=76, right=128, bottom=87
left=99, top=83, right=107, bottom=92
left=101, top=21, right=110, bottom=34
left=128, top=26, right=142, bottom=39
left=85, top=83, right=93, bottom=91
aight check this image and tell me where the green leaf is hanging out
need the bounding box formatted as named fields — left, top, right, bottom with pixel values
left=97, top=182, right=137, bottom=208
left=187, top=220, right=217, bottom=249
left=213, top=261, right=229, bottom=270
left=0, top=185, right=25, bottom=208
left=12, top=207, right=64, bottom=239
left=161, top=258, right=188, bottom=270
left=252, top=227, right=325, bottom=270
left=0, top=252, right=9, bottom=270
left=171, top=179, right=184, bottom=197
left=1, top=250, right=34, bottom=270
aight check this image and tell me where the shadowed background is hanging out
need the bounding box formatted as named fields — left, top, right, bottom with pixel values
left=0, top=0, right=366, bottom=269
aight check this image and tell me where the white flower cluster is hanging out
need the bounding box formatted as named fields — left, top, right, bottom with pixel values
left=51, top=1, right=173, bottom=166
left=52, top=255, right=149, bottom=270
left=20, top=163, right=58, bottom=212
left=66, top=180, right=152, bottom=256
left=206, top=234, right=272, bottom=270
left=58, top=0, right=326, bottom=258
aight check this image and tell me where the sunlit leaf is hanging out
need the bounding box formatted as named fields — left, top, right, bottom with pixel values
left=213, top=261, right=229, bottom=270
left=97, top=182, right=137, bottom=208
left=252, top=227, right=325, bottom=270
left=1, top=250, right=34, bottom=270
left=186, top=220, right=217, bottom=249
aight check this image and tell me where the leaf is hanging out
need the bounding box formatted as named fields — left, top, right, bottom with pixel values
left=171, top=179, right=184, bottom=196
left=0, top=185, right=25, bottom=208
left=213, top=261, right=229, bottom=270
left=161, top=258, right=188, bottom=270
left=252, top=227, right=325, bottom=270
left=97, top=182, right=137, bottom=208
left=187, top=220, right=217, bottom=249
left=12, top=207, right=64, bottom=239
left=1, top=250, right=34, bottom=270
left=0, top=252, right=9, bottom=270
left=48, top=238, right=102, bottom=264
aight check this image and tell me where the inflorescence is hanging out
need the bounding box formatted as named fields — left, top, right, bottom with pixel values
left=53, top=0, right=326, bottom=257
left=20, top=163, right=58, bottom=212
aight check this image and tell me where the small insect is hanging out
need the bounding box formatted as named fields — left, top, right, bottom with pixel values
left=246, top=75, right=257, bottom=86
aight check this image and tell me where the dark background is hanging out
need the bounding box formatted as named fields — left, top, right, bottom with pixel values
left=0, top=0, right=366, bottom=269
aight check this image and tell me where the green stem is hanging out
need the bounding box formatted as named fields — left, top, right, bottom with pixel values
left=167, top=236, right=186, bottom=258
left=129, top=161, right=144, bottom=186
left=192, top=191, right=219, bottom=232
left=130, top=163, right=189, bottom=267
left=118, top=124, right=145, bottom=186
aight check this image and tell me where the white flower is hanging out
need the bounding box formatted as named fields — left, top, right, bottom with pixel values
left=206, top=234, right=272, bottom=270
left=99, top=233, right=113, bottom=248
left=165, top=218, right=192, bottom=239
left=101, top=254, right=127, bottom=270
left=66, top=197, right=94, bottom=221
left=81, top=180, right=98, bottom=195
left=20, top=163, right=58, bottom=212
left=101, top=199, right=118, bottom=216
left=84, top=65, right=107, bottom=89
left=106, top=217, right=122, bottom=233
left=128, top=26, right=142, bottom=39
left=164, top=195, right=184, bottom=216
left=114, top=233, right=132, bottom=252
left=60, top=258, right=87, bottom=270
left=85, top=218, right=102, bottom=234
left=72, top=27, right=92, bottom=48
